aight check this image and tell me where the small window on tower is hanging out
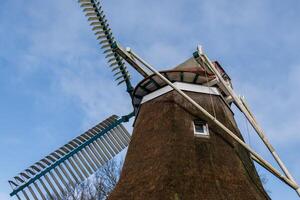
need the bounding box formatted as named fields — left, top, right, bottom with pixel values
left=193, top=120, right=209, bottom=138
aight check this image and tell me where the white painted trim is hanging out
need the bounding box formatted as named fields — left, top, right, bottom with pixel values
left=141, top=82, right=220, bottom=104
left=193, top=121, right=210, bottom=138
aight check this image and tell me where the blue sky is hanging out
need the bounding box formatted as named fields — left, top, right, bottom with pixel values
left=0, top=0, right=300, bottom=199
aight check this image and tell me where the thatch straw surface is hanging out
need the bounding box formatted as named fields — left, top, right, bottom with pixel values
left=109, top=91, right=270, bottom=200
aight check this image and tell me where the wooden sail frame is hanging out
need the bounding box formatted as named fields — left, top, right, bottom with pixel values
left=9, top=114, right=133, bottom=200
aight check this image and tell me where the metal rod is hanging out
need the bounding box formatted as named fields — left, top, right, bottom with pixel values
left=126, top=47, right=300, bottom=193
left=117, top=127, right=131, bottom=145
left=113, top=127, right=128, bottom=147
left=72, top=154, right=90, bottom=178
left=44, top=174, right=61, bottom=200
left=85, top=145, right=102, bottom=168
left=49, top=171, right=65, bottom=196
left=68, top=157, right=85, bottom=181
left=88, top=143, right=105, bottom=165
left=103, top=134, right=119, bottom=153
left=101, top=121, right=124, bottom=150
left=63, top=161, right=81, bottom=184
left=21, top=190, right=30, bottom=200
left=16, top=194, right=22, bottom=200
left=77, top=151, right=93, bottom=174
left=33, top=182, right=47, bottom=200
left=38, top=179, right=53, bottom=200
left=58, top=164, right=75, bottom=189
left=54, top=168, right=69, bottom=192
left=27, top=185, right=39, bottom=200
left=92, top=140, right=109, bottom=162
left=107, top=131, right=124, bottom=150
left=80, top=149, right=97, bottom=172
left=93, top=141, right=108, bottom=163
left=100, top=135, right=117, bottom=156
left=66, top=142, right=91, bottom=176
left=118, top=125, right=131, bottom=142
left=96, top=138, right=112, bottom=160
left=106, top=118, right=128, bottom=147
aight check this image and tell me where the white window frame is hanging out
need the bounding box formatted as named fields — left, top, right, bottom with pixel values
left=193, top=120, right=209, bottom=138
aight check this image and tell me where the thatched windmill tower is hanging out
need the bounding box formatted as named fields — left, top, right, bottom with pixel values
left=108, top=57, right=270, bottom=200
left=8, top=0, right=300, bottom=199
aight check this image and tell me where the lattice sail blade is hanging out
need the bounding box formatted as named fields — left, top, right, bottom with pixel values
left=9, top=115, right=131, bottom=200
left=78, top=0, right=133, bottom=92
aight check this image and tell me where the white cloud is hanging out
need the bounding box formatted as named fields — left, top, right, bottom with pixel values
left=1, top=0, right=300, bottom=199
left=7, top=0, right=132, bottom=126
left=57, top=64, right=131, bottom=124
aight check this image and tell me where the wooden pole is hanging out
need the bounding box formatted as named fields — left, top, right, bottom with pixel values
left=127, top=49, right=300, bottom=197
left=239, top=96, right=258, bottom=124
left=250, top=155, right=297, bottom=189
left=198, top=52, right=298, bottom=185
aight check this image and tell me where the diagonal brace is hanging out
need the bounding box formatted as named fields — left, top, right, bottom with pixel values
left=116, top=45, right=300, bottom=198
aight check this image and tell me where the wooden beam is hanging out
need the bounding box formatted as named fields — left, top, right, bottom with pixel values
left=196, top=51, right=299, bottom=193
left=125, top=48, right=300, bottom=197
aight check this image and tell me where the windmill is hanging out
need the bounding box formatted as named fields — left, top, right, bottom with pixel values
left=8, top=0, right=300, bottom=199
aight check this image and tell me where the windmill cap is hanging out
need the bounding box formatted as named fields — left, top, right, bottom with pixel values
left=131, top=56, right=232, bottom=116
left=173, top=56, right=231, bottom=81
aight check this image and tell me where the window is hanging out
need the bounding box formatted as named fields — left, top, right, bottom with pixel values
left=193, top=120, right=209, bottom=138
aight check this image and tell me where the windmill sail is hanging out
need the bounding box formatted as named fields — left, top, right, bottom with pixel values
left=9, top=115, right=131, bottom=200
left=78, top=0, right=133, bottom=92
